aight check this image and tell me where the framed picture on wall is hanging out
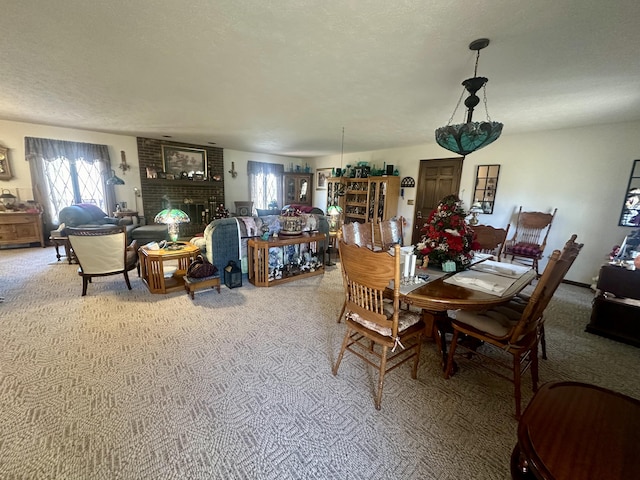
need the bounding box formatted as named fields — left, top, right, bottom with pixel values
left=0, top=147, right=12, bottom=180
left=316, top=168, right=332, bottom=190
left=162, top=146, right=207, bottom=178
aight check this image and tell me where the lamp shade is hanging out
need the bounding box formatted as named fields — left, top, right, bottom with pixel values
left=435, top=121, right=503, bottom=156
left=105, top=169, right=125, bottom=185
left=154, top=208, right=190, bottom=244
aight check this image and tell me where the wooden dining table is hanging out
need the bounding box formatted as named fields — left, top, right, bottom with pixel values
left=397, top=265, right=537, bottom=368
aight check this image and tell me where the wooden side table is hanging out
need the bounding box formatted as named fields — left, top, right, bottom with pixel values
left=511, top=381, right=640, bottom=479
left=139, top=242, right=200, bottom=294
left=49, top=235, right=76, bottom=264
left=248, top=232, right=326, bottom=287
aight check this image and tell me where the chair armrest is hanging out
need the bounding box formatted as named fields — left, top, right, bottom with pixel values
left=127, top=240, right=138, bottom=251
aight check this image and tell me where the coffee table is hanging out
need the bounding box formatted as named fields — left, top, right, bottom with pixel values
left=139, top=242, right=200, bottom=294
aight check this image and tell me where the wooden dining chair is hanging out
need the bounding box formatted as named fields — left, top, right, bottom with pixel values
left=378, top=216, right=405, bottom=250
left=503, top=206, right=557, bottom=275
left=333, top=240, right=425, bottom=410
left=66, top=226, right=139, bottom=296
left=505, top=234, right=584, bottom=360
left=471, top=224, right=510, bottom=261
left=444, top=234, right=582, bottom=418
left=341, top=221, right=375, bottom=249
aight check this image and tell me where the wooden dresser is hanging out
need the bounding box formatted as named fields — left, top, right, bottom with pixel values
left=0, top=212, right=45, bottom=248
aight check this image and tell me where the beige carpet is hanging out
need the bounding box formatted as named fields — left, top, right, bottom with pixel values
left=0, top=246, right=638, bottom=479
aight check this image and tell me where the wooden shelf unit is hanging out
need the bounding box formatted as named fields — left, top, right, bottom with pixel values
left=0, top=212, right=44, bottom=248
left=248, top=232, right=326, bottom=287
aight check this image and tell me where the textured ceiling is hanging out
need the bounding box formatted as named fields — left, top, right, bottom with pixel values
left=2, top=0, right=640, bottom=157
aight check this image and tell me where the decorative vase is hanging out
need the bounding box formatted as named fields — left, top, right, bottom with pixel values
left=279, top=215, right=303, bottom=236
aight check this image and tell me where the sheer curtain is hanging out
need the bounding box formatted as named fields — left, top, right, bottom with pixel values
left=247, top=161, right=284, bottom=210
left=25, top=137, right=113, bottom=231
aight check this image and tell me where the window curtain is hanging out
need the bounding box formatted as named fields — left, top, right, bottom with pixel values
left=24, top=137, right=113, bottom=232
left=247, top=161, right=284, bottom=209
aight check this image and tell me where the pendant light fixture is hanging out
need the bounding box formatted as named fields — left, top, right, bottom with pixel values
left=435, top=38, right=503, bottom=156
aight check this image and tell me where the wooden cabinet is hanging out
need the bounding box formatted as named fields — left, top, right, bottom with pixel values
left=0, top=212, right=44, bottom=247
left=342, top=176, right=400, bottom=225
left=586, top=264, right=640, bottom=347
left=283, top=173, right=312, bottom=206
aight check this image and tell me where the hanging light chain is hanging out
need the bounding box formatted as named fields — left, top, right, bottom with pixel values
left=482, top=85, right=493, bottom=122
left=445, top=87, right=466, bottom=126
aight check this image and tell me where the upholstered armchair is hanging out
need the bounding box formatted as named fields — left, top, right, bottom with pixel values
left=66, top=226, right=139, bottom=296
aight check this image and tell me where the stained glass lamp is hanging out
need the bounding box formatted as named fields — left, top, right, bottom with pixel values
left=435, top=38, right=503, bottom=156
left=105, top=169, right=125, bottom=185
left=154, top=208, right=190, bottom=249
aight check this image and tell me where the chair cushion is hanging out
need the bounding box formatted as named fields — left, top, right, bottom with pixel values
left=508, top=242, right=543, bottom=258
left=455, top=306, right=522, bottom=337
left=348, top=306, right=421, bottom=337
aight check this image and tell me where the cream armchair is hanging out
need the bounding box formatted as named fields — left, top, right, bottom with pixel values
left=66, top=226, right=138, bottom=296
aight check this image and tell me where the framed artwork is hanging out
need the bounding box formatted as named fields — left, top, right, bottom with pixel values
left=162, top=146, right=207, bottom=178
left=316, top=168, right=332, bottom=190
left=0, top=147, right=12, bottom=180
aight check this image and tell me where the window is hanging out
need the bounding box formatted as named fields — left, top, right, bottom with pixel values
left=247, top=161, right=284, bottom=210
left=25, top=137, right=114, bottom=231
left=43, top=156, right=107, bottom=224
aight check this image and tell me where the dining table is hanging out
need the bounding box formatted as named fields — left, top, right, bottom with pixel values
left=393, top=257, right=537, bottom=369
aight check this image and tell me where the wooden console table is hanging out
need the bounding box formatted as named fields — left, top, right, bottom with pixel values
left=0, top=212, right=44, bottom=248
left=248, top=232, right=326, bottom=287
left=139, top=242, right=200, bottom=294
left=586, top=264, right=640, bottom=347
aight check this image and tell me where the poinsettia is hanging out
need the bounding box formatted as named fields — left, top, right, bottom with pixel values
left=415, top=194, right=480, bottom=267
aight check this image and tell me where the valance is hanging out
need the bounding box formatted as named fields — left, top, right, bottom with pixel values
left=25, top=137, right=110, bottom=164
left=247, top=161, right=284, bottom=176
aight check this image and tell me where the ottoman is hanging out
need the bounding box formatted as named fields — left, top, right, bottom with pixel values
left=131, top=224, right=169, bottom=244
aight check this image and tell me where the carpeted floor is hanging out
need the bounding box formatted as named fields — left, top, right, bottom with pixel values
left=0, top=246, right=638, bottom=479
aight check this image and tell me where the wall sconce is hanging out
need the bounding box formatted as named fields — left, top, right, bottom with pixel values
left=228, top=162, right=238, bottom=178
left=119, top=150, right=131, bottom=174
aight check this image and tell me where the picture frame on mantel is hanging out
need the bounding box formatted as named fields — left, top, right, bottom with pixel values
left=0, top=147, right=12, bottom=180
left=162, top=145, right=207, bottom=178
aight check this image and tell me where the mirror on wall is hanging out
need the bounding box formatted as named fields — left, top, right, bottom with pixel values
left=473, top=164, right=500, bottom=214
left=619, top=159, right=640, bottom=227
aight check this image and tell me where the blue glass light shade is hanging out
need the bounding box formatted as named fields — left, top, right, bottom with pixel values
left=435, top=121, right=503, bottom=156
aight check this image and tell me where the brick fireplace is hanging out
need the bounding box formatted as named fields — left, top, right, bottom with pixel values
left=136, top=138, right=225, bottom=237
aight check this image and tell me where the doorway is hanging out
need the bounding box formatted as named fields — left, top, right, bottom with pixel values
left=411, top=157, right=464, bottom=244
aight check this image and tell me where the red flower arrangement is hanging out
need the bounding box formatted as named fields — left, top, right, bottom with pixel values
left=415, top=194, right=480, bottom=267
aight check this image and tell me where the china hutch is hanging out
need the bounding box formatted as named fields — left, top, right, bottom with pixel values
left=283, top=173, right=312, bottom=206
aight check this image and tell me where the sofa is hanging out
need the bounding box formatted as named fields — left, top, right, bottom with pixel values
left=58, top=204, right=138, bottom=240
left=199, top=214, right=329, bottom=274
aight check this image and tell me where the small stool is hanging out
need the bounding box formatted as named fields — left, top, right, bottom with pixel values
left=184, top=275, right=221, bottom=299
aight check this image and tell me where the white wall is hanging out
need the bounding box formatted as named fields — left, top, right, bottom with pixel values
left=0, top=119, right=142, bottom=214
left=311, top=121, right=640, bottom=284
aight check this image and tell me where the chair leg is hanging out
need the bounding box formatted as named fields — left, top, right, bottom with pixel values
left=81, top=276, right=89, bottom=296
left=123, top=271, right=132, bottom=290
left=444, top=330, right=460, bottom=379
left=332, top=329, right=351, bottom=375
left=374, top=345, right=389, bottom=410
left=513, top=352, right=522, bottom=420
left=540, top=324, right=547, bottom=360
left=412, top=332, right=423, bottom=379
left=531, top=343, right=539, bottom=393
left=337, top=299, right=346, bottom=323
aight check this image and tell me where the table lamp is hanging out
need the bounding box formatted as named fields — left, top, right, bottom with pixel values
left=468, top=202, right=484, bottom=226
left=327, top=205, right=343, bottom=232
left=154, top=207, right=190, bottom=249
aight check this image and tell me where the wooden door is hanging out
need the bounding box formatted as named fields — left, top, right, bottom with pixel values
left=411, top=158, right=464, bottom=244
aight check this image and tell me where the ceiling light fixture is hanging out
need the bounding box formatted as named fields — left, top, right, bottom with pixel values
left=435, top=38, right=503, bottom=156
